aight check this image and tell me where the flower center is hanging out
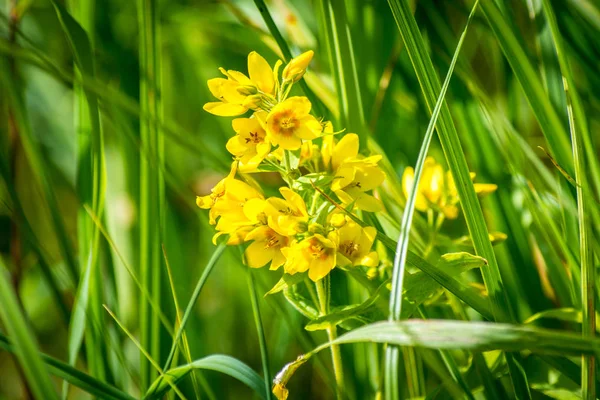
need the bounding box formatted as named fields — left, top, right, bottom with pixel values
left=264, top=234, right=280, bottom=249
left=308, top=239, right=328, bottom=260
left=340, top=241, right=360, bottom=258
left=245, top=131, right=263, bottom=144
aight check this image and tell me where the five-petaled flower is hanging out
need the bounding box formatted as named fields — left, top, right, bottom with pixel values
left=265, top=96, right=322, bottom=150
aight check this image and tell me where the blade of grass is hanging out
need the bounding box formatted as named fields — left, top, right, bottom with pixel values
left=162, top=245, right=203, bottom=400
left=146, top=355, right=267, bottom=400
left=0, top=158, right=70, bottom=323
left=384, top=2, right=479, bottom=399
left=138, top=0, right=164, bottom=388
left=103, top=306, right=187, bottom=400
left=85, top=205, right=175, bottom=336
left=541, top=1, right=596, bottom=396
left=160, top=243, right=227, bottom=374
left=0, top=56, right=78, bottom=290
left=0, top=259, right=59, bottom=400
left=478, top=1, right=574, bottom=178
left=386, top=1, right=530, bottom=398
left=0, top=332, right=135, bottom=400
left=316, top=0, right=367, bottom=147
left=0, top=36, right=227, bottom=170
left=252, top=0, right=326, bottom=118
left=55, top=0, right=107, bottom=387
left=247, top=267, right=274, bottom=400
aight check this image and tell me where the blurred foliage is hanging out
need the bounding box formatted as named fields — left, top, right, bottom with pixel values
left=0, top=0, right=599, bottom=399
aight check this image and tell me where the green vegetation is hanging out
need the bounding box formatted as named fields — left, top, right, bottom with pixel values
left=1, top=0, right=599, bottom=399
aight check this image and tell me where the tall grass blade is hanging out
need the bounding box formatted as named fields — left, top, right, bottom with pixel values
left=0, top=260, right=59, bottom=400
left=384, top=2, right=479, bottom=399
left=540, top=1, right=596, bottom=396
left=252, top=0, right=326, bottom=118
left=316, top=0, right=367, bottom=146
left=161, top=243, right=227, bottom=372
left=163, top=246, right=203, bottom=399
left=0, top=332, right=135, bottom=400
left=247, top=268, right=273, bottom=400
left=385, top=0, right=529, bottom=397
left=103, top=306, right=187, bottom=400
left=51, top=0, right=108, bottom=389
left=138, top=0, right=164, bottom=388
left=478, top=1, right=574, bottom=177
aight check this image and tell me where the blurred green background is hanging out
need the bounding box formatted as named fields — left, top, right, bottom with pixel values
left=1, top=0, right=600, bottom=398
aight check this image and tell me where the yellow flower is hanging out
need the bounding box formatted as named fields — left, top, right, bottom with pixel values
left=282, top=234, right=337, bottom=281
left=196, top=164, right=238, bottom=224
left=272, top=383, right=289, bottom=400
left=265, top=96, right=322, bottom=150
left=196, top=165, right=266, bottom=244
left=282, top=50, right=314, bottom=83
left=402, top=157, right=497, bottom=219
left=331, top=156, right=386, bottom=212
left=322, top=132, right=359, bottom=171
left=336, top=220, right=379, bottom=268
left=402, top=157, right=444, bottom=214
left=203, top=52, right=279, bottom=116
left=265, top=187, right=309, bottom=236
left=226, top=112, right=271, bottom=172
left=244, top=225, right=289, bottom=270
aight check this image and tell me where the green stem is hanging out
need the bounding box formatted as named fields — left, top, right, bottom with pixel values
left=316, top=277, right=344, bottom=399
left=247, top=269, right=273, bottom=400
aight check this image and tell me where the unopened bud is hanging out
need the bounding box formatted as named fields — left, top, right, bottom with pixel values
left=236, top=85, right=258, bottom=96
left=308, top=222, right=325, bottom=235
left=242, top=94, right=262, bottom=109
left=295, top=221, right=308, bottom=233
left=282, top=50, right=314, bottom=83
left=329, top=213, right=346, bottom=228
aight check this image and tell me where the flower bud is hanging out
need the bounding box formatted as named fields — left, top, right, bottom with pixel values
left=329, top=213, right=346, bottom=228
left=308, top=222, right=325, bottom=235
left=242, top=94, right=262, bottom=109
left=282, top=50, right=314, bottom=83
left=295, top=221, right=308, bottom=233
left=236, top=85, right=258, bottom=96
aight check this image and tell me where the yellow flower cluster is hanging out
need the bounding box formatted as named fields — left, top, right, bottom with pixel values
left=402, top=156, right=497, bottom=219
left=197, top=51, right=384, bottom=281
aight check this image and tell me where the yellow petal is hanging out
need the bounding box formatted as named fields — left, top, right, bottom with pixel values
left=248, top=51, right=275, bottom=94
left=203, top=102, right=247, bottom=117
left=282, top=50, right=314, bottom=82
left=226, top=70, right=253, bottom=86
left=196, top=195, right=213, bottom=209
left=245, top=240, right=272, bottom=268
left=474, top=183, right=498, bottom=196
left=270, top=250, right=286, bottom=270
left=359, top=251, right=379, bottom=268
left=353, top=192, right=384, bottom=212
left=308, top=255, right=336, bottom=282
left=332, top=134, right=359, bottom=170
left=294, top=115, right=322, bottom=140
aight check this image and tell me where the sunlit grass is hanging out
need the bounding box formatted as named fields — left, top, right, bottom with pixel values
left=0, top=0, right=599, bottom=399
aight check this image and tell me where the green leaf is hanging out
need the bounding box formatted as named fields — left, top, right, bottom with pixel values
left=145, top=355, right=267, bottom=400
left=265, top=273, right=306, bottom=296
left=305, top=281, right=388, bottom=331
left=0, top=263, right=59, bottom=400
left=328, top=320, right=600, bottom=353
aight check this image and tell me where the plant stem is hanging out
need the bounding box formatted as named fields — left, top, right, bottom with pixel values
left=316, top=277, right=344, bottom=399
